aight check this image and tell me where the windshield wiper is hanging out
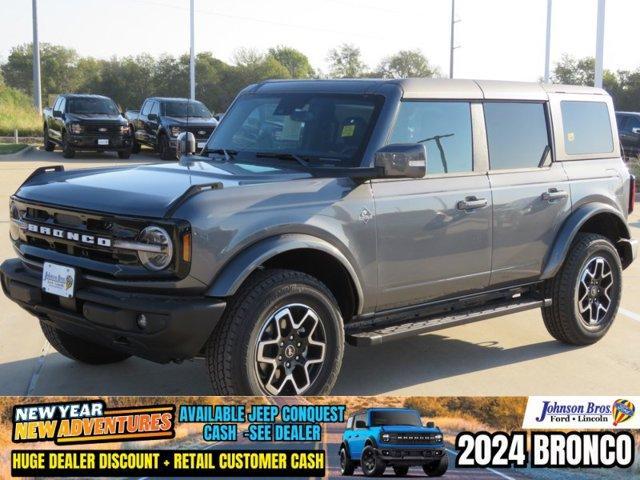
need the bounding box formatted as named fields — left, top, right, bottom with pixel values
left=204, top=148, right=237, bottom=162
left=255, top=152, right=310, bottom=168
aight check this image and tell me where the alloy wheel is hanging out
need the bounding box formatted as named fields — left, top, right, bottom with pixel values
left=575, top=256, right=614, bottom=325
left=254, top=303, right=326, bottom=395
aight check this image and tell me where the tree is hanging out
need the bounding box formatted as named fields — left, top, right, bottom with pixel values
left=327, top=44, right=366, bottom=78
left=377, top=50, right=439, bottom=79
left=267, top=46, right=314, bottom=78
left=1, top=43, right=80, bottom=101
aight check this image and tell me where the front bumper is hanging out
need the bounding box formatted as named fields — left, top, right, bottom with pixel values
left=375, top=446, right=446, bottom=465
left=0, top=258, right=226, bottom=363
left=68, top=134, right=132, bottom=151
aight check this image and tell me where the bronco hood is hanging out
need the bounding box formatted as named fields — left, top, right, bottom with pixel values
left=378, top=425, right=440, bottom=434
left=15, top=159, right=309, bottom=218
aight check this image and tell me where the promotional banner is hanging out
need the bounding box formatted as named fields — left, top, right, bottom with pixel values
left=2, top=396, right=638, bottom=478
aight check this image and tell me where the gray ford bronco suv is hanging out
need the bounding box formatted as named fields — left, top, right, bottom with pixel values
left=1, top=79, right=636, bottom=396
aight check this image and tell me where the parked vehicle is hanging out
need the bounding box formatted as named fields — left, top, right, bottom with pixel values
left=42, top=94, right=132, bottom=159
left=616, top=111, right=640, bottom=161
left=2, top=79, right=636, bottom=396
left=125, top=97, right=218, bottom=160
left=340, top=408, right=447, bottom=477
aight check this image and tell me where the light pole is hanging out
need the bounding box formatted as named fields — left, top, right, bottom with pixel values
left=189, top=0, right=195, bottom=100
left=32, top=0, right=42, bottom=113
left=544, top=0, right=552, bottom=82
left=449, top=0, right=459, bottom=79
left=594, top=0, right=605, bottom=88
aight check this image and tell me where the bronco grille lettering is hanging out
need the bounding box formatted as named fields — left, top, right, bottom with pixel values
left=25, top=222, right=112, bottom=247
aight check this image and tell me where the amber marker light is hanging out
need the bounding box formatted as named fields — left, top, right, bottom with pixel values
left=182, top=232, right=192, bottom=262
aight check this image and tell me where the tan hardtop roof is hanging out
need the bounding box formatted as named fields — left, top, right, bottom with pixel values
left=394, top=78, right=607, bottom=100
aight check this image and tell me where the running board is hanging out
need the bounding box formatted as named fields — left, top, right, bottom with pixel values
left=346, top=298, right=551, bottom=346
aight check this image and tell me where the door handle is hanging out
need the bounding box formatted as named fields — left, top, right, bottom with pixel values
left=541, top=188, right=568, bottom=202
left=457, top=197, right=488, bottom=211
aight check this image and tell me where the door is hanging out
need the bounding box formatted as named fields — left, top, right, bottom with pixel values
left=147, top=100, right=160, bottom=146
left=484, top=101, right=571, bottom=286
left=136, top=100, right=152, bottom=144
left=347, top=413, right=368, bottom=459
left=50, top=97, right=65, bottom=141
left=619, top=114, right=640, bottom=159
left=373, top=100, right=492, bottom=310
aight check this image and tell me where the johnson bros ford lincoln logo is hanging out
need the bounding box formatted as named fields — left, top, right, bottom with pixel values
left=525, top=397, right=636, bottom=428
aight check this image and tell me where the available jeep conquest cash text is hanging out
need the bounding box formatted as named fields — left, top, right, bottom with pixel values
left=1, top=79, right=636, bottom=395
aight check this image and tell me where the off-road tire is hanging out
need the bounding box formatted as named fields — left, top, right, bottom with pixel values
left=158, top=134, right=174, bottom=160
left=393, top=465, right=410, bottom=476
left=40, top=320, right=130, bottom=364
left=423, top=455, right=448, bottom=477
left=205, top=269, right=344, bottom=395
left=118, top=149, right=131, bottom=159
left=542, top=233, right=622, bottom=345
left=43, top=128, right=55, bottom=151
left=61, top=132, right=75, bottom=158
left=339, top=445, right=356, bottom=476
left=361, top=445, right=386, bottom=477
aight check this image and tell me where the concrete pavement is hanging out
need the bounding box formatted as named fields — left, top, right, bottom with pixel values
left=1, top=148, right=640, bottom=396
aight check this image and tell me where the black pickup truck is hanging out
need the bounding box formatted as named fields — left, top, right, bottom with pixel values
left=125, top=97, right=218, bottom=160
left=43, top=94, right=132, bottom=159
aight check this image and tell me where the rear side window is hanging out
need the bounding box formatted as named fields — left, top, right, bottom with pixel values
left=389, top=101, right=473, bottom=174
left=485, top=102, right=550, bottom=170
left=561, top=101, right=613, bottom=155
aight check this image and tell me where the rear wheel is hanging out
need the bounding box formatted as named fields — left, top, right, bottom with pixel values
left=393, top=465, right=409, bottom=476
left=542, top=233, right=622, bottom=345
left=61, top=132, right=75, bottom=158
left=205, top=269, right=344, bottom=395
left=339, top=446, right=355, bottom=476
left=361, top=446, right=385, bottom=477
left=158, top=133, right=175, bottom=160
left=423, top=455, right=448, bottom=477
left=43, top=127, right=55, bottom=151
left=40, top=321, right=130, bottom=364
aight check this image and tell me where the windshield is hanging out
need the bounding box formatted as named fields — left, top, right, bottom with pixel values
left=370, top=411, right=422, bottom=427
left=207, top=93, right=384, bottom=165
left=67, top=97, right=119, bottom=115
left=163, top=101, right=212, bottom=118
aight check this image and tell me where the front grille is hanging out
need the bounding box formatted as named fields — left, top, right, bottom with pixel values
left=184, top=126, right=215, bottom=139
left=82, top=123, right=122, bottom=135
left=385, top=434, right=440, bottom=445
left=21, top=204, right=139, bottom=265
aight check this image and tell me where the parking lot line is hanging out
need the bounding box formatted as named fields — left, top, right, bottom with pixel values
left=618, top=307, right=640, bottom=323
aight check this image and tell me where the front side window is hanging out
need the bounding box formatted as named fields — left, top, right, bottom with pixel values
left=67, top=97, right=119, bottom=115
left=485, top=102, right=550, bottom=170
left=209, top=93, right=383, bottom=165
left=389, top=101, right=473, bottom=174
left=150, top=101, right=159, bottom=115
left=141, top=100, right=152, bottom=116
left=561, top=101, right=613, bottom=155
left=370, top=410, right=422, bottom=427
left=163, top=100, right=212, bottom=118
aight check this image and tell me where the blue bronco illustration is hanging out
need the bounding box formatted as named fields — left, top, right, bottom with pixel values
left=340, top=407, right=448, bottom=477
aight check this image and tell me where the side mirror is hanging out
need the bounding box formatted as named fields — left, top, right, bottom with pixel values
left=53, top=110, right=63, bottom=118
left=632, top=127, right=640, bottom=135
left=355, top=420, right=367, bottom=429
left=177, top=131, right=196, bottom=156
left=374, top=143, right=426, bottom=178
left=148, top=113, right=159, bottom=122
left=426, top=421, right=435, bottom=429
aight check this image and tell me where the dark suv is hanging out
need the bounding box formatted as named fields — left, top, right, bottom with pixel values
left=616, top=111, right=640, bottom=161
left=1, top=79, right=636, bottom=396
left=340, top=408, right=447, bottom=477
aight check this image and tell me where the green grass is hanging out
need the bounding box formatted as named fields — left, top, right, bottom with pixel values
left=0, top=85, right=41, bottom=136
left=0, top=143, right=28, bottom=154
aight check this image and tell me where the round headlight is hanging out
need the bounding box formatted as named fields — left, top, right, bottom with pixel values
left=381, top=433, right=390, bottom=442
left=137, top=226, right=173, bottom=271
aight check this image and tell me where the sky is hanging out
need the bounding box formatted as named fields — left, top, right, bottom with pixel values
left=0, top=0, right=639, bottom=81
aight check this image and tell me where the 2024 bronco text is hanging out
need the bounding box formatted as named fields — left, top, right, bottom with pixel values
left=1, top=79, right=637, bottom=395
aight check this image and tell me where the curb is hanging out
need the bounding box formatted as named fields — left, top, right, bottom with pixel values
left=0, top=145, right=35, bottom=160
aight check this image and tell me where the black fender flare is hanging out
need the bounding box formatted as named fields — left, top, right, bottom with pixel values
left=205, top=233, right=365, bottom=314
left=540, top=202, right=631, bottom=280
left=339, top=441, right=352, bottom=459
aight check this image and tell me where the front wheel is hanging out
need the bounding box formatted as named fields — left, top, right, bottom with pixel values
left=361, top=446, right=385, bottom=477
left=542, top=233, right=622, bottom=345
left=117, top=149, right=131, bottom=159
left=43, top=128, right=55, bottom=151
left=423, top=455, right=448, bottom=477
left=158, top=134, right=175, bottom=160
left=339, top=446, right=356, bottom=476
left=205, top=269, right=344, bottom=395
left=61, top=132, right=75, bottom=158
left=393, top=465, right=409, bottom=476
